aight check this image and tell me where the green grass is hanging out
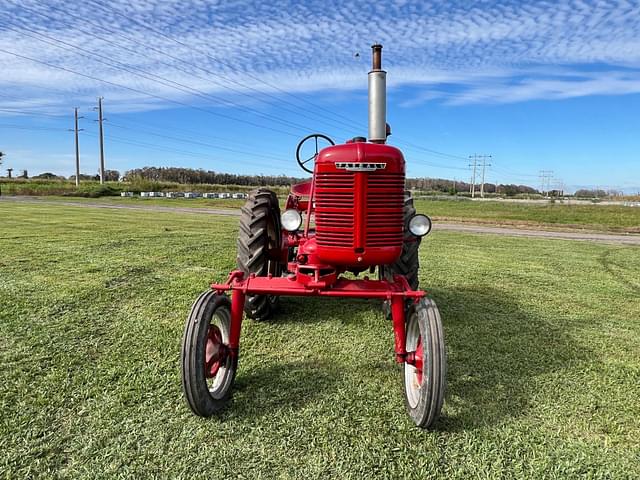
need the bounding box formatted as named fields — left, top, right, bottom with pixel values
left=1, top=202, right=639, bottom=479
left=32, top=194, right=247, bottom=210
left=15, top=194, right=640, bottom=234
left=415, top=198, right=640, bottom=233
left=0, top=179, right=291, bottom=197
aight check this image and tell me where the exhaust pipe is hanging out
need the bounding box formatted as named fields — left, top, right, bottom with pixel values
left=368, top=44, right=386, bottom=144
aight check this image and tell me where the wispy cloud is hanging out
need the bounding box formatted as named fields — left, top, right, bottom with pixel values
left=0, top=0, right=639, bottom=112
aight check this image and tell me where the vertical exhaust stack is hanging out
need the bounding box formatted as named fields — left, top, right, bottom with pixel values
left=368, top=44, right=387, bottom=144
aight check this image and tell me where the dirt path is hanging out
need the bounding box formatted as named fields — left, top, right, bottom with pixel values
left=3, top=196, right=640, bottom=245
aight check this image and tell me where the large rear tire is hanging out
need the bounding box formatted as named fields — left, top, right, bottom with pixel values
left=181, top=291, right=237, bottom=417
left=237, top=188, right=282, bottom=321
left=381, top=192, right=421, bottom=289
left=403, top=298, right=446, bottom=429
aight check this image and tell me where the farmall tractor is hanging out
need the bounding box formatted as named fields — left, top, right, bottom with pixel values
left=181, top=45, right=446, bottom=428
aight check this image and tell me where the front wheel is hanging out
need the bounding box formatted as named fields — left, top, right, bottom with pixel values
left=403, top=298, right=446, bottom=428
left=181, top=291, right=237, bottom=417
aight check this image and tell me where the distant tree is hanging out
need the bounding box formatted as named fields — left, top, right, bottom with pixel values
left=104, top=170, right=120, bottom=182
left=69, top=174, right=98, bottom=182
left=123, top=166, right=305, bottom=187
left=20, top=169, right=28, bottom=179
left=33, top=172, right=62, bottom=179
left=575, top=189, right=606, bottom=198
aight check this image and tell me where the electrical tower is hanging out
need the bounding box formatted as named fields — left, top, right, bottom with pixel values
left=469, top=154, right=491, bottom=198
left=539, top=170, right=554, bottom=196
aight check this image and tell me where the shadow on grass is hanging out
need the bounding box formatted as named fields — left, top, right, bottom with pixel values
left=220, top=286, right=589, bottom=430
left=265, top=296, right=383, bottom=326
left=433, top=286, right=591, bottom=431
left=224, top=359, right=342, bottom=419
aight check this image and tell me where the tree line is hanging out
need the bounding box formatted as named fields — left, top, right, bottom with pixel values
left=6, top=166, right=542, bottom=196
left=405, top=177, right=538, bottom=195
left=122, top=167, right=306, bottom=187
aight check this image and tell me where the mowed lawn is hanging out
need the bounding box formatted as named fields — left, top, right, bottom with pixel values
left=16, top=195, right=640, bottom=233
left=1, top=202, right=639, bottom=479
left=414, top=198, right=640, bottom=233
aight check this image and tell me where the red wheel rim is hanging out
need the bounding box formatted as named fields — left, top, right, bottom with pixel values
left=205, top=325, right=224, bottom=378
left=415, top=335, right=424, bottom=384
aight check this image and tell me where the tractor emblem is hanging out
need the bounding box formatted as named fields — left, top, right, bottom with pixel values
left=335, top=162, right=386, bottom=171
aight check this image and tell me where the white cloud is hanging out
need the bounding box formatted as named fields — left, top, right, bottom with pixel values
left=0, top=0, right=639, bottom=112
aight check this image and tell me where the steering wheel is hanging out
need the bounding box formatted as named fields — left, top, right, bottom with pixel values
left=295, top=134, right=335, bottom=173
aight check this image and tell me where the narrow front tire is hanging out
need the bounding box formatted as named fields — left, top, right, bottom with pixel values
left=403, top=298, right=446, bottom=428
left=181, top=291, right=237, bottom=417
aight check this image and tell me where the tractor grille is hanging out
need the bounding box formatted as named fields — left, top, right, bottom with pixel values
left=315, top=171, right=404, bottom=249
left=366, top=173, right=404, bottom=247
left=315, top=172, right=355, bottom=247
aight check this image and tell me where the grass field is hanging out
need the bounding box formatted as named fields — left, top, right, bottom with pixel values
left=1, top=202, right=639, bottom=478
left=11, top=194, right=640, bottom=233
left=414, top=199, right=640, bottom=233
left=30, top=194, right=248, bottom=211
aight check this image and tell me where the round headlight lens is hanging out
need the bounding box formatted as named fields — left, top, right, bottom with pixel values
left=281, top=209, right=302, bottom=231
left=408, top=214, right=432, bottom=237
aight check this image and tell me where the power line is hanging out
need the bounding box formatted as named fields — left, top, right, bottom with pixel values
left=0, top=46, right=487, bottom=173
left=0, top=47, right=306, bottom=139
left=85, top=0, right=361, bottom=130
left=18, top=0, right=356, bottom=135
left=0, top=108, right=69, bottom=118
left=0, top=22, right=329, bottom=138
left=81, top=131, right=295, bottom=172
left=0, top=123, right=67, bottom=132
left=3, top=2, right=546, bottom=177
left=0, top=105, right=295, bottom=166
left=103, top=121, right=288, bottom=163
left=396, top=140, right=469, bottom=162
left=5, top=1, right=495, bottom=168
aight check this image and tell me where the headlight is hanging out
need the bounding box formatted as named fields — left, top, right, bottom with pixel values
left=408, top=214, right=432, bottom=237
left=281, top=209, right=302, bottom=231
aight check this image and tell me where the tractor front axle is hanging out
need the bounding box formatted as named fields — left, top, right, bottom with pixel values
left=211, top=270, right=425, bottom=363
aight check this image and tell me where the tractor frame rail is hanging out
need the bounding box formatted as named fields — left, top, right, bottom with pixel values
left=211, top=270, right=425, bottom=363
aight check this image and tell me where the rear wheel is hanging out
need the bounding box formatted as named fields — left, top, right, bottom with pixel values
left=403, top=298, right=446, bottom=428
left=381, top=192, right=421, bottom=289
left=181, top=291, right=237, bottom=416
left=237, top=188, right=282, bottom=320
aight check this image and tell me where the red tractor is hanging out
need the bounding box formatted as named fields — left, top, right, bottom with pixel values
left=181, top=45, right=446, bottom=428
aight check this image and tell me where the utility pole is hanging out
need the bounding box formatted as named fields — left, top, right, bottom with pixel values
left=69, top=108, right=84, bottom=187
left=469, top=154, right=478, bottom=198
left=95, top=97, right=105, bottom=184
left=479, top=155, right=492, bottom=198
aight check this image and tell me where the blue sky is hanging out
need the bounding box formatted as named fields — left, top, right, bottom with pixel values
left=0, top=0, right=639, bottom=193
